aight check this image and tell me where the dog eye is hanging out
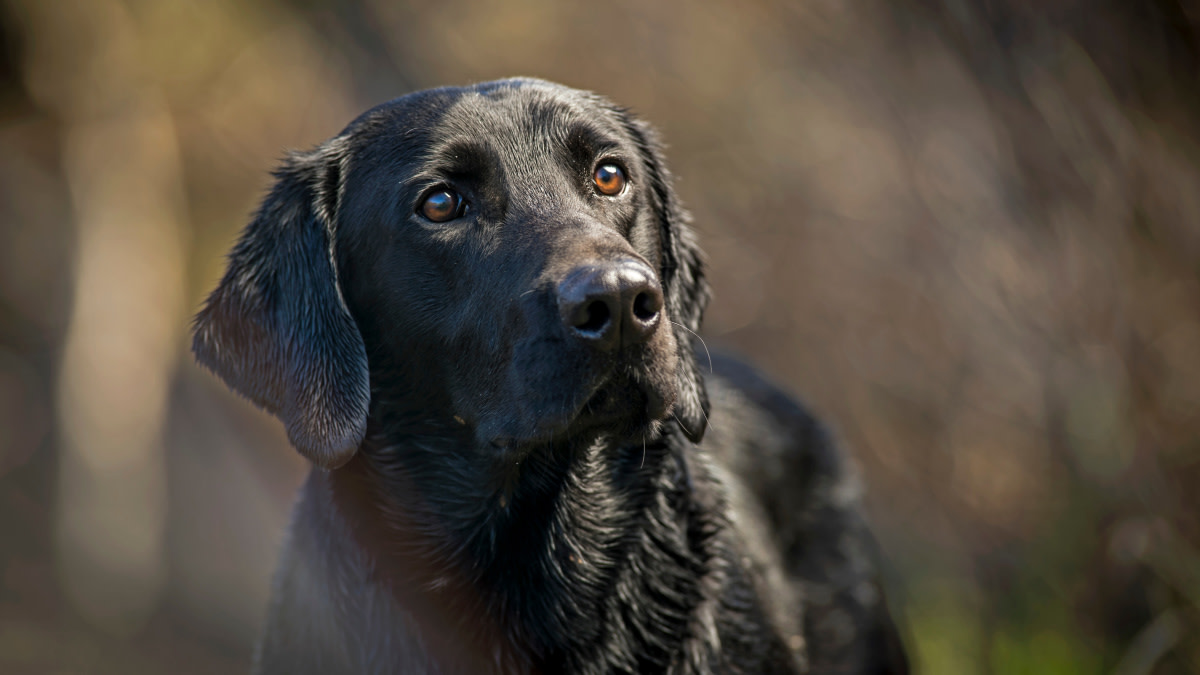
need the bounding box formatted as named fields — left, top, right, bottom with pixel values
left=593, top=163, right=626, bottom=196
left=420, top=189, right=464, bottom=222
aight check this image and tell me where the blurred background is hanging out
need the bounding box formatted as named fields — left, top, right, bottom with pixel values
left=1, top=0, right=1198, bottom=672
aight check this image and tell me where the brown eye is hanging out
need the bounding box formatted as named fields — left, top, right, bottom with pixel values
left=420, top=189, right=463, bottom=222
left=593, top=163, right=626, bottom=196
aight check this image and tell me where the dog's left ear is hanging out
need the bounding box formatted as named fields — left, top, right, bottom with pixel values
left=192, top=141, right=369, bottom=469
left=621, top=114, right=712, bottom=443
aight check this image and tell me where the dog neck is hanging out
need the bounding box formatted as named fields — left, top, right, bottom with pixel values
left=324, top=424, right=726, bottom=673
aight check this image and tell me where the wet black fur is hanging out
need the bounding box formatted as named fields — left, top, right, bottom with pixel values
left=192, top=78, right=908, bottom=674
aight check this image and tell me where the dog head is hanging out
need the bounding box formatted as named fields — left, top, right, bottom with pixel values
left=192, top=79, right=710, bottom=469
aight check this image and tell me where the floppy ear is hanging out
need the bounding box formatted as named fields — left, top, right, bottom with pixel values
left=192, top=142, right=369, bottom=469
left=621, top=114, right=712, bottom=443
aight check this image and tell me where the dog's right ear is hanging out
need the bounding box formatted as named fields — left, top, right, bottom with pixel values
left=192, top=142, right=369, bottom=470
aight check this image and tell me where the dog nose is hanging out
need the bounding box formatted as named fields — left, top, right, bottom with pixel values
left=557, top=260, right=664, bottom=350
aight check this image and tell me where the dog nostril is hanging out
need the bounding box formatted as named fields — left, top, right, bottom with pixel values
left=575, top=300, right=611, bottom=334
left=632, top=291, right=660, bottom=322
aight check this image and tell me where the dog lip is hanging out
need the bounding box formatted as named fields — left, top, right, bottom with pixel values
left=502, top=378, right=672, bottom=452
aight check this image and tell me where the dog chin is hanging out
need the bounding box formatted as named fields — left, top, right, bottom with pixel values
left=484, top=376, right=676, bottom=453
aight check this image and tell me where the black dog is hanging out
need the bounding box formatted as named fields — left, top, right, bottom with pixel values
left=193, top=78, right=908, bottom=674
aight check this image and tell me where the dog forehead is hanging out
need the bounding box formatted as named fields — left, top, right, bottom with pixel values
left=358, top=81, right=622, bottom=157
left=336, top=80, right=644, bottom=223
left=441, top=82, right=625, bottom=156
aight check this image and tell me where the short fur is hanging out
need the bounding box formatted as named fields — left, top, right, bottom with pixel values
left=193, top=78, right=908, bottom=674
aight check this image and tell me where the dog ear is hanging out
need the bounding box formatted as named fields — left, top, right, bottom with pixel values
left=621, top=114, right=712, bottom=443
left=192, top=142, right=369, bottom=469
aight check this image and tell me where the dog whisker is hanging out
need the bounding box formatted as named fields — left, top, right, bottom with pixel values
left=670, top=320, right=713, bottom=374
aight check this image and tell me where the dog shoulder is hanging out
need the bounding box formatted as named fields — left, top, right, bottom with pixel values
left=700, top=353, right=910, bottom=675
left=701, top=352, right=846, bottom=515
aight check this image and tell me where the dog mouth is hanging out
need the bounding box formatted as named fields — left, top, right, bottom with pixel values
left=573, top=374, right=667, bottom=432
left=485, top=367, right=675, bottom=453
left=475, top=311, right=683, bottom=453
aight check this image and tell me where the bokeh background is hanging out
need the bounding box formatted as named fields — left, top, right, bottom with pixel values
left=1, top=0, right=1198, bottom=672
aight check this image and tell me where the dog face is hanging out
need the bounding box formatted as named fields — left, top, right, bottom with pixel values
left=193, top=79, right=710, bottom=469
